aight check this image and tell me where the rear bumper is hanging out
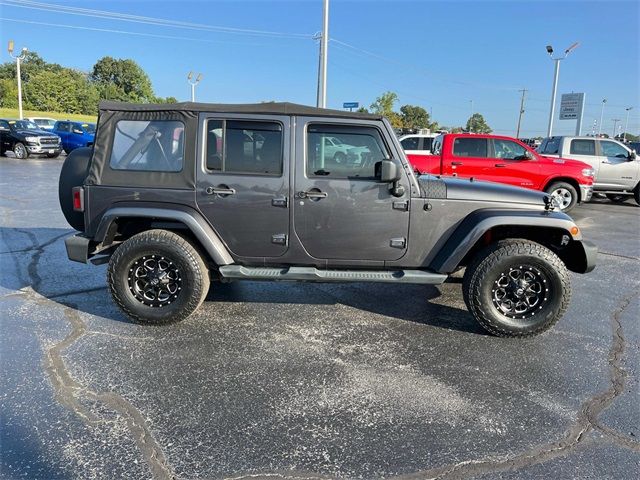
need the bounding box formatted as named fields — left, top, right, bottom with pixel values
left=579, top=184, right=593, bottom=203
left=64, top=234, right=90, bottom=263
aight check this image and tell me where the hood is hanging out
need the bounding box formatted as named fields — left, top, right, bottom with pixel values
left=538, top=155, right=591, bottom=169
left=418, top=175, right=549, bottom=208
left=15, top=129, right=58, bottom=137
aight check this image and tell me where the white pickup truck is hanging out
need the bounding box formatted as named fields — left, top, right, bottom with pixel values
left=538, top=136, right=640, bottom=205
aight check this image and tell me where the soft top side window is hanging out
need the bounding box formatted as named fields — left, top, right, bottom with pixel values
left=306, top=124, right=389, bottom=179
left=110, top=120, right=185, bottom=172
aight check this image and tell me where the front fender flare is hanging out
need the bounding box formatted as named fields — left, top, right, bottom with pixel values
left=429, top=208, right=581, bottom=274
left=94, top=206, right=234, bottom=266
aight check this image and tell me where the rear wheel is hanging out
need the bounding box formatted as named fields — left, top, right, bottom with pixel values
left=545, top=181, right=577, bottom=212
left=108, top=229, right=210, bottom=325
left=462, top=239, right=571, bottom=337
left=606, top=194, right=628, bottom=203
left=13, top=142, right=29, bottom=159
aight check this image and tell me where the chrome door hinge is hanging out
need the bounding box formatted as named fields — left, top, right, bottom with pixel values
left=271, top=234, right=288, bottom=245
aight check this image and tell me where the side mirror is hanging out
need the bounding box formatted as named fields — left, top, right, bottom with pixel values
left=525, top=150, right=535, bottom=160
left=376, top=159, right=402, bottom=183
left=375, top=160, right=405, bottom=197
left=630, top=150, right=637, bottom=160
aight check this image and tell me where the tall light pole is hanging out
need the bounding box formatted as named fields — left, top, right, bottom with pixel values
left=7, top=40, right=28, bottom=120
left=623, top=107, right=633, bottom=142
left=316, top=0, right=329, bottom=108
left=612, top=119, right=621, bottom=139
left=598, top=99, right=607, bottom=135
left=187, top=72, right=202, bottom=102
left=545, top=42, right=579, bottom=137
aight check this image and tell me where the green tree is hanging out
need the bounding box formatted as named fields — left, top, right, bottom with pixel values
left=356, top=106, right=369, bottom=113
left=91, top=56, right=154, bottom=103
left=24, top=69, right=99, bottom=114
left=370, top=91, right=398, bottom=117
left=399, top=104, right=431, bottom=130
left=0, top=78, right=18, bottom=108
left=466, top=113, right=492, bottom=133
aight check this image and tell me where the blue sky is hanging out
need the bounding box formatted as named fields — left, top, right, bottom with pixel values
left=1, top=0, right=638, bottom=137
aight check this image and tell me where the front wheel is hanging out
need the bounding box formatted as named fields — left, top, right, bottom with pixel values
left=462, top=239, right=571, bottom=337
left=545, top=181, right=577, bottom=212
left=13, top=142, right=29, bottom=159
left=634, top=184, right=640, bottom=206
left=107, top=229, right=210, bottom=325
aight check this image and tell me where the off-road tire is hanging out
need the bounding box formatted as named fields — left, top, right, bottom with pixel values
left=108, top=229, right=210, bottom=325
left=545, top=181, right=577, bottom=212
left=13, top=142, right=29, bottom=159
left=462, top=239, right=571, bottom=337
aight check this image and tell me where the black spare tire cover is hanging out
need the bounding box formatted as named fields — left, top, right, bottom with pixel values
left=58, top=147, right=92, bottom=231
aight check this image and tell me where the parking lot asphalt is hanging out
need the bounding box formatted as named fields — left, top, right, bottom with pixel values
left=1, top=156, right=639, bottom=480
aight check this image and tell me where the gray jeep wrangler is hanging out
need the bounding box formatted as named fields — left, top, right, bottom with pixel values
left=59, top=101, right=596, bottom=337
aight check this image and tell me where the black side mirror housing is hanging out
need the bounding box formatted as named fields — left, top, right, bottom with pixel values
left=375, top=160, right=405, bottom=197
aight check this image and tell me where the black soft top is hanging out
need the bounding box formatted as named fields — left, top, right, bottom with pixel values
left=99, top=101, right=381, bottom=120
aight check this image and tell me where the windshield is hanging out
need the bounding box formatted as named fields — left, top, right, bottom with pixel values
left=34, top=119, right=56, bottom=127
left=10, top=120, right=39, bottom=130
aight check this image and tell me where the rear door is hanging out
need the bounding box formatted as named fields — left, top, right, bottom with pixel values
left=0, top=120, right=11, bottom=152
left=441, top=137, right=494, bottom=180
left=566, top=138, right=598, bottom=174
left=196, top=115, right=290, bottom=258
left=293, top=119, right=410, bottom=261
left=597, top=139, right=638, bottom=190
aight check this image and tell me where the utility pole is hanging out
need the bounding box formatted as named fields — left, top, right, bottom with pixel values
left=612, top=119, right=621, bottom=139
left=516, top=88, right=527, bottom=138
left=316, top=0, right=329, bottom=108
left=598, top=99, right=606, bottom=135
left=7, top=40, right=28, bottom=120
left=187, top=72, right=202, bottom=102
left=623, top=107, right=633, bottom=142
left=545, top=42, right=579, bottom=137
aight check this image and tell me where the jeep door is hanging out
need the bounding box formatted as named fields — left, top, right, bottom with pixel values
left=196, top=115, right=290, bottom=258
left=293, top=119, right=410, bottom=261
left=596, top=139, right=639, bottom=190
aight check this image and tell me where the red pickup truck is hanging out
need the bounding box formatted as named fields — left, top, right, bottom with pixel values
left=405, top=133, right=595, bottom=212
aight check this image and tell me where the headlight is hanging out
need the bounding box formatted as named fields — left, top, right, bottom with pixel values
left=582, top=168, right=595, bottom=178
left=24, top=136, right=38, bottom=143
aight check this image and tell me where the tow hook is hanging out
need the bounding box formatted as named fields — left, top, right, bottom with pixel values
left=543, top=195, right=555, bottom=211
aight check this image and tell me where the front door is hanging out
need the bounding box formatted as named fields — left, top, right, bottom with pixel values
left=196, top=115, right=290, bottom=258
left=488, top=138, right=540, bottom=189
left=597, top=139, right=639, bottom=190
left=293, top=119, right=410, bottom=261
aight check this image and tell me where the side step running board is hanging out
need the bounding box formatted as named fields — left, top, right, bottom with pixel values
left=218, top=265, right=447, bottom=285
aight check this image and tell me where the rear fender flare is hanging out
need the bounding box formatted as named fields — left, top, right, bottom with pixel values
left=429, top=209, right=580, bottom=273
left=94, top=206, right=234, bottom=266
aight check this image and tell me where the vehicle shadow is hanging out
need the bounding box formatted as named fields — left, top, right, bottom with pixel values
left=0, top=226, right=485, bottom=336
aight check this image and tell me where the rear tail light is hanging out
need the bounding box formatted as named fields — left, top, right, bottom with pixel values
left=72, top=186, right=84, bottom=212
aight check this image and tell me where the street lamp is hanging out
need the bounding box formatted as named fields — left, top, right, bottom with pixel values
left=598, top=99, right=607, bottom=135
left=623, top=107, right=633, bottom=142
left=545, top=42, right=580, bottom=137
left=7, top=40, right=28, bottom=120
left=187, top=71, right=203, bottom=102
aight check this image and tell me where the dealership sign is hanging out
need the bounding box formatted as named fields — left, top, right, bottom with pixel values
left=559, top=93, right=585, bottom=120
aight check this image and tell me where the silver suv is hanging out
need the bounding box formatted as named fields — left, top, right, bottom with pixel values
left=538, top=136, right=640, bottom=204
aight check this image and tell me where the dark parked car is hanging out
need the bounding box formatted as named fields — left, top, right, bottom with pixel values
left=59, top=101, right=596, bottom=337
left=0, top=119, right=62, bottom=159
left=53, top=120, right=96, bottom=154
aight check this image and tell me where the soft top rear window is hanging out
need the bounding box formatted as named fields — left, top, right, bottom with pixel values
left=110, top=120, right=184, bottom=172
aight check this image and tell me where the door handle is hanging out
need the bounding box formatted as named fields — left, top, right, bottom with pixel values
left=494, top=163, right=507, bottom=167
left=451, top=161, right=464, bottom=166
left=206, top=185, right=236, bottom=196
left=298, top=190, right=328, bottom=200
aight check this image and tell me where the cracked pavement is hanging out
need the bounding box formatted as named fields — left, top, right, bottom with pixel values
left=1, top=157, right=639, bottom=479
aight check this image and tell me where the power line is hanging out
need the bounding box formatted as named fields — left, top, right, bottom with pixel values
left=0, top=0, right=312, bottom=39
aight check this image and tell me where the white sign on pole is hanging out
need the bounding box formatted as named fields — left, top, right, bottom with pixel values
left=559, top=93, right=585, bottom=120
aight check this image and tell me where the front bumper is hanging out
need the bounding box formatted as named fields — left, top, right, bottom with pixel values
left=579, top=184, right=593, bottom=202
left=26, top=144, right=62, bottom=155
left=64, top=234, right=90, bottom=263
left=578, top=240, right=597, bottom=273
